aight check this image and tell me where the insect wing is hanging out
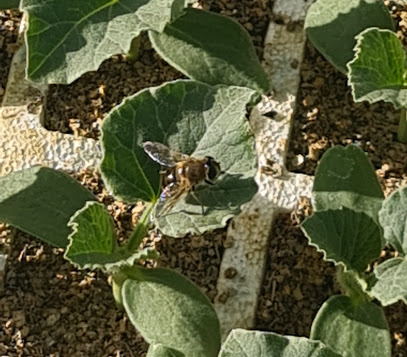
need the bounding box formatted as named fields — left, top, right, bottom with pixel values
left=143, top=141, right=185, bottom=167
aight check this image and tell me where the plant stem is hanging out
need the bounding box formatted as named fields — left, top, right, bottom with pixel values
left=397, top=107, right=407, bottom=143
left=111, top=272, right=128, bottom=308
left=126, top=36, right=141, bottom=61
left=336, top=265, right=370, bottom=305
left=126, top=201, right=155, bottom=252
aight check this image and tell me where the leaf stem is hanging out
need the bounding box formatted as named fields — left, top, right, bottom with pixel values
left=126, top=201, right=155, bottom=252
left=397, top=107, right=407, bottom=143
left=126, top=36, right=141, bottom=61
left=111, top=272, right=127, bottom=308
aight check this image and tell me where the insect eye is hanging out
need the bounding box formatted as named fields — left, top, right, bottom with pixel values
left=206, top=157, right=221, bottom=180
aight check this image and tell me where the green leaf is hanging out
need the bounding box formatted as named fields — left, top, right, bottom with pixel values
left=21, top=0, right=193, bottom=84
left=0, top=167, right=96, bottom=248
left=147, top=345, right=185, bottom=357
left=220, top=329, right=342, bottom=357
left=348, top=28, right=407, bottom=108
left=156, top=175, right=257, bottom=237
left=149, top=8, right=269, bottom=93
left=311, top=295, right=391, bottom=357
left=100, top=80, right=258, bottom=236
left=0, top=0, right=19, bottom=9
left=379, top=184, right=407, bottom=255
left=305, top=0, right=394, bottom=73
left=65, top=201, right=157, bottom=271
left=313, top=145, right=383, bottom=222
left=301, top=208, right=382, bottom=272
left=122, top=266, right=221, bottom=357
left=369, top=257, right=407, bottom=305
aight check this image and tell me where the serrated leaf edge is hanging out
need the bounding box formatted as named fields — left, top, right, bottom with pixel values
left=300, top=207, right=381, bottom=272
left=64, top=201, right=158, bottom=272
left=347, top=27, right=405, bottom=109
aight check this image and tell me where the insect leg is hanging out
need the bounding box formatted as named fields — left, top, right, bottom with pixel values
left=159, top=186, right=188, bottom=216
left=190, top=186, right=205, bottom=215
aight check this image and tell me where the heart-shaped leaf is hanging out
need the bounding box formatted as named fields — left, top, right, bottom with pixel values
left=311, top=295, right=391, bottom=357
left=65, top=201, right=157, bottom=271
left=21, top=0, right=193, bottom=84
left=301, top=208, right=382, bottom=272
left=100, top=80, right=258, bottom=237
left=219, top=329, right=342, bottom=357
left=305, top=0, right=394, bottom=73
left=147, top=345, right=185, bottom=357
left=348, top=28, right=407, bottom=108
left=0, top=167, right=96, bottom=248
left=369, top=257, right=407, bottom=306
left=149, top=8, right=269, bottom=93
left=379, top=184, right=407, bottom=255
left=122, top=266, right=221, bottom=357
left=313, top=145, right=384, bottom=222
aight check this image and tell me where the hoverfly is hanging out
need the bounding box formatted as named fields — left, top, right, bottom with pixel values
left=143, top=141, right=222, bottom=215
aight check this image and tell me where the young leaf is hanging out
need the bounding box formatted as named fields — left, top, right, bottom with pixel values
left=305, top=0, right=394, bottom=73
left=100, top=80, right=258, bottom=236
left=379, top=184, right=407, bottom=255
left=65, top=201, right=157, bottom=272
left=122, top=266, right=221, bottom=357
left=0, top=167, right=96, bottom=248
left=311, top=295, right=391, bottom=357
left=147, top=345, right=185, bottom=357
left=0, top=0, right=19, bottom=9
left=313, top=145, right=383, bottom=222
left=149, top=8, right=269, bottom=94
left=301, top=208, right=382, bottom=272
left=348, top=28, right=407, bottom=108
left=21, top=0, right=193, bottom=84
left=369, top=257, right=407, bottom=306
left=219, top=329, right=342, bottom=357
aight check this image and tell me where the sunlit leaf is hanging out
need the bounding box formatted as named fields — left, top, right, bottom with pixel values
left=311, top=295, right=391, bottom=357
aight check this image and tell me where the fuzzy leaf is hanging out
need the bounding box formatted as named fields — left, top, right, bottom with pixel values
left=156, top=175, right=257, bottom=237
left=301, top=208, right=382, bottom=272
left=305, top=0, right=394, bottom=73
left=313, top=145, right=383, bottom=222
left=149, top=8, right=269, bottom=93
left=147, top=345, right=185, bottom=357
left=311, top=295, right=391, bottom=357
left=369, top=257, right=407, bottom=305
left=0, top=167, right=95, bottom=248
left=379, top=184, right=407, bottom=255
left=219, top=329, right=342, bottom=357
left=100, top=80, right=258, bottom=237
left=21, top=0, right=193, bottom=84
left=65, top=202, right=157, bottom=271
left=348, top=28, right=407, bottom=108
left=122, top=266, right=221, bottom=357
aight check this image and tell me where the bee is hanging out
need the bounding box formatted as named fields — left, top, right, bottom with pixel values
left=143, top=141, right=222, bottom=215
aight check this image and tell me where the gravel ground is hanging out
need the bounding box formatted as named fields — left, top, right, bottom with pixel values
left=1, top=1, right=407, bottom=356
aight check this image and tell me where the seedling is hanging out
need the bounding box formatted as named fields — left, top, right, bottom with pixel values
left=0, top=66, right=261, bottom=357
left=0, top=167, right=347, bottom=357
left=1, top=0, right=266, bottom=95
left=301, top=145, right=407, bottom=357
left=0, top=1, right=272, bottom=353
left=305, top=0, right=407, bottom=143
